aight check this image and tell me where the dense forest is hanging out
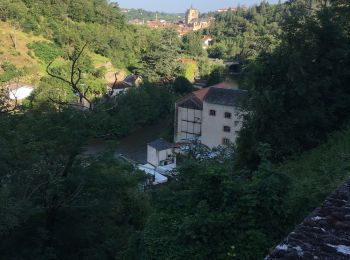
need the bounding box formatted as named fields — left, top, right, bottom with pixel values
left=1, top=0, right=350, bottom=259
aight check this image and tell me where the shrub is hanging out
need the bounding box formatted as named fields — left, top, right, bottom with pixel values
left=27, top=41, right=63, bottom=63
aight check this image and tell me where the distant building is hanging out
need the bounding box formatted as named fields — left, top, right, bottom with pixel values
left=185, top=5, right=199, bottom=25
left=109, top=74, right=142, bottom=96
left=174, top=83, right=247, bottom=148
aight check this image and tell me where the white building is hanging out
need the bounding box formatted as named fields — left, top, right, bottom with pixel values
left=137, top=138, right=176, bottom=185
left=174, top=83, right=247, bottom=148
left=109, top=74, right=142, bottom=97
left=147, top=138, right=175, bottom=167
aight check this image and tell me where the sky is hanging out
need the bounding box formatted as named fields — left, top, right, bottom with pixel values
left=114, top=0, right=283, bottom=13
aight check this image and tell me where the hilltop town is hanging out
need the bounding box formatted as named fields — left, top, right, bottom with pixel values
left=126, top=6, right=214, bottom=36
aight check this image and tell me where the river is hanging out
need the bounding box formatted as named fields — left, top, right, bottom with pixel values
left=84, top=123, right=170, bottom=163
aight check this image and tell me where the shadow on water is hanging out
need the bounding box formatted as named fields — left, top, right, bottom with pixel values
left=84, top=122, right=169, bottom=163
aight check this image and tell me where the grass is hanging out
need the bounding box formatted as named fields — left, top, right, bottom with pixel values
left=0, top=21, right=47, bottom=83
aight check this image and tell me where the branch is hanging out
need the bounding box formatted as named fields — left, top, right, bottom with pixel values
left=46, top=61, right=72, bottom=86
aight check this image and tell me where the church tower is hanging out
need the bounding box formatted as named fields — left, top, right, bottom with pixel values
left=185, top=5, right=199, bottom=25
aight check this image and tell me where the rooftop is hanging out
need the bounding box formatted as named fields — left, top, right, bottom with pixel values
left=176, top=82, right=243, bottom=109
left=266, top=177, right=350, bottom=260
left=148, top=138, right=173, bottom=151
left=204, top=88, right=247, bottom=107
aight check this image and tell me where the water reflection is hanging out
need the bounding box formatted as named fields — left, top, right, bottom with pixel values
left=84, top=123, right=169, bottom=163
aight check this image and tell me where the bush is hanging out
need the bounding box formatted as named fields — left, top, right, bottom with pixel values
left=27, top=41, right=63, bottom=63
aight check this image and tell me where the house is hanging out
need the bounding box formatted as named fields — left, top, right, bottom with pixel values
left=174, top=83, right=247, bottom=148
left=147, top=138, right=175, bottom=167
left=109, top=74, right=142, bottom=96
left=137, top=138, right=176, bottom=185
left=7, top=83, right=34, bottom=100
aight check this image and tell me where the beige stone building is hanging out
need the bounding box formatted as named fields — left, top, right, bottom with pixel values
left=185, top=6, right=199, bottom=25
left=174, top=83, right=247, bottom=148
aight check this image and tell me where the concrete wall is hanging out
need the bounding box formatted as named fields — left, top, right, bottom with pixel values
left=201, top=102, right=243, bottom=148
left=175, top=106, right=202, bottom=142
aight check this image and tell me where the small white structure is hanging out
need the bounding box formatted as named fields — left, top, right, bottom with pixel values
left=7, top=84, right=34, bottom=100
left=147, top=138, right=175, bottom=167
left=138, top=138, right=176, bottom=185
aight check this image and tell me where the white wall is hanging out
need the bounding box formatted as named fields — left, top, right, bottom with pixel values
left=175, top=106, right=202, bottom=142
left=147, top=146, right=174, bottom=167
left=201, top=102, right=243, bottom=148
left=147, top=146, right=158, bottom=166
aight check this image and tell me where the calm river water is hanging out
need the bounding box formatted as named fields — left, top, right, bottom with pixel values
left=84, top=123, right=169, bottom=163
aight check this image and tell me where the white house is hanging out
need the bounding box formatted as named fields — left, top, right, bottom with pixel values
left=137, top=138, right=176, bottom=185
left=147, top=138, right=175, bottom=167
left=174, top=82, right=247, bottom=148
left=109, top=74, right=142, bottom=97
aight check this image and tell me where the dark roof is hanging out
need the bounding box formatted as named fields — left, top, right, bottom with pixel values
left=178, top=97, right=203, bottom=110
left=124, top=74, right=139, bottom=85
left=112, top=81, right=131, bottom=90
left=266, top=177, right=350, bottom=260
left=148, top=138, right=173, bottom=151
left=204, top=88, right=247, bottom=107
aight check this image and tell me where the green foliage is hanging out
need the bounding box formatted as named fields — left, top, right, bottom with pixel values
left=173, top=76, right=194, bottom=94
left=0, top=62, right=25, bottom=82
left=92, top=84, right=174, bottom=137
left=236, top=0, right=350, bottom=170
left=144, top=125, right=350, bottom=259
left=181, top=62, right=198, bottom=82
left=0, top=107, right=151, bottom=259
left=207, top=3, right=283, bottom=60
left=139, top=29, right=182, bottom=83
left=182, top=32, right=205, bottom=57
left=27, top=41, right=63, bottom=63
left=124, top=8, right=184, bottom=22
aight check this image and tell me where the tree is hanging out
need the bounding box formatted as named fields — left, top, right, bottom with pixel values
left=139, top=29, right=182, bottom=83
left=235, top=0, right=350, bottom=170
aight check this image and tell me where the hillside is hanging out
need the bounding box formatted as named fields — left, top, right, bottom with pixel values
left=0, top=21, right=122, bottom=87
left=0, top=21, right=44, bottom=83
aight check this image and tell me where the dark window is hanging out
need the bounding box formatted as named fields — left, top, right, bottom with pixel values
left=209, top=109, right=216, bottom=116
left=225, top=112, right=232, bottom=119
left=222, top=138, right=230, bottom=145
left=223, top=126, right=231, bottom=132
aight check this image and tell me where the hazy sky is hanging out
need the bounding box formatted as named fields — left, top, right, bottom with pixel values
left=114, top=0, right=283, bottom=13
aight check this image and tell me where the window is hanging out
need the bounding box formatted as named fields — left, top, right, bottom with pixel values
left=223, top=126, right=231, bottom=132
left=209, top=109, right=216, bottom=116
left=225, top=112, right=232, bottom=119
left=222, top=138, right=230, bottom=145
